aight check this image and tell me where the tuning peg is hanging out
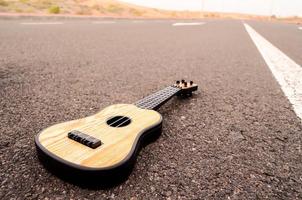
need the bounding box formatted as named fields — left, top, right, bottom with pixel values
left=176, top=80, right=180, bottom=85
left=184, top=81, right=187, bottom=87
left=181, top=79, right=185, bottom=83
left=190, top=81, right=193, bottom=85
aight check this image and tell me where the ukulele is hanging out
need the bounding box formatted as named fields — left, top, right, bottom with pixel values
left=35, top=80, right=198, bottom=182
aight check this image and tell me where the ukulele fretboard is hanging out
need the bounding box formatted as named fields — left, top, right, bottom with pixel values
left=134, top=86, right=181, bottom=110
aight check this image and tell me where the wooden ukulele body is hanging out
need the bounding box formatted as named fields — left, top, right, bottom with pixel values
left=35, top=104, right=162, bottom=182
left=35, top=81, right=197, bottom=185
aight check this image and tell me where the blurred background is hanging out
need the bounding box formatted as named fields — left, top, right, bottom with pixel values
left=0, top=0, right=301, bottom=21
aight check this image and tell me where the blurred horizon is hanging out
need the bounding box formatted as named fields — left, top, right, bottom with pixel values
left=0, top=0, right=301, bottom=21
left=120, top=0, right=302, bottom=17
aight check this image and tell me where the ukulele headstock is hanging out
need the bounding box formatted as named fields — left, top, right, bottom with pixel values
left=173, top=79, right=198, bottom=97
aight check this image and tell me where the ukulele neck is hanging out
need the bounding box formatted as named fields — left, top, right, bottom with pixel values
left=134, top=86, right=181, bottom=110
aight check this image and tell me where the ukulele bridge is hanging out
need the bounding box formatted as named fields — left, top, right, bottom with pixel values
left=68, top=130, right=102, bottom=149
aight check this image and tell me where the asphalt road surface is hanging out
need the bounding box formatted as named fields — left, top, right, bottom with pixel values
left=0, top=18, right=301, bottom=199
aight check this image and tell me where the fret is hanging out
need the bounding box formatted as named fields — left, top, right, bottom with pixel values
left=135, top=86, right=181, bottom=110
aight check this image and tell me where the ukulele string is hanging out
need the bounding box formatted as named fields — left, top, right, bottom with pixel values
left=75, top=105, right=136, bottom=132
left=73, top=100, right=158, bottom=159
left=76, top=96, right=159, bottom=134
left=79, top=90, right=168, bottom=137
left=87, top=86, right=179, bottom=133
left=90, top=88, right=170, bottom=130
left=95, top=87, right=178, bottom=135
left=78, top=87, right=169, bottom=132
left=76, top=88, right=179, bottom=158
left=78, top=86, right=179, bottom=135
left=112, top=93, right=171, bottom=128
left=81, top=98, right=154, bottom=132
left=82, top=100, right=157, bottom=138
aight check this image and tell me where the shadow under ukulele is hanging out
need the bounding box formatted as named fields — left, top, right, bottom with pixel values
left=35, top=80, right=198, bottom=189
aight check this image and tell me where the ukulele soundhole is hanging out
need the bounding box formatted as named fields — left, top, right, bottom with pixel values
left=106, top=116, right=131, bottom=127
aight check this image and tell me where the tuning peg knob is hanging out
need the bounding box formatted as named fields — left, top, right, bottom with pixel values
left=181, top=79, right=185, bottom=83
left=184, top=82, right=187, bottom=87
left=176, top=80, right=180, bottom=85
left=190, top=81, right=193, bottom=85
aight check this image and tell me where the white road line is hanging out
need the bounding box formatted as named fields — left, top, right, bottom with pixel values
left=172, top=22, right=205, bottom=26
left=92, top=21, right=116, bottom=24
left=20, top=22, right=63, bottom=25
left=244, top=23, right=302, bottom=122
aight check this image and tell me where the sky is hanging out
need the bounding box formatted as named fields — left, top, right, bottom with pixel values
left=119, top=0, right=302, bottom=17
